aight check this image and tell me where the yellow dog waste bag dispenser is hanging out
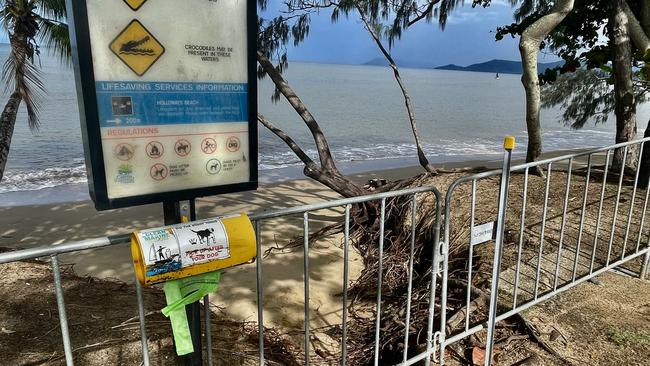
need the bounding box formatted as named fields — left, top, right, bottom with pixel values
left=130, top=214, right=256, bottom=356
left=131, top=213, right=256, bottom=286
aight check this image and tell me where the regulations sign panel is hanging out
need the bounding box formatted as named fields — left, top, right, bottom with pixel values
left=67, top=0, right=257, bottom=210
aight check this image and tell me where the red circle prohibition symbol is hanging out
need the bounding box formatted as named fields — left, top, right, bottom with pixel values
left=150, top=163, right=168, bottom=181
left=226, top=136, right=241, bottom=152
left=146, top=141, right=164, bottom=159
left=174, top=139, right=192, bottom=157
left=201, top=138, right=217, bottom=154
left=114, top=143, right=135, bottom=161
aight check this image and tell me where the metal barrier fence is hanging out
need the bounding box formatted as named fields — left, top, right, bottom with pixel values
left=0, top=185, right=443, bottom=366
left=441, top=137, right=650, bottom=365
left=1, top=138, right=650, bottom=365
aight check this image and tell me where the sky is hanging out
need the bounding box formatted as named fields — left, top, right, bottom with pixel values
left=262, top=1, right=561, bottom=67
left=0, top=2, right=559, bottom=68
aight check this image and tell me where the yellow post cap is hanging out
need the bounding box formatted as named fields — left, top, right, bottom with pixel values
left=503, top=136, right=516, bottom=151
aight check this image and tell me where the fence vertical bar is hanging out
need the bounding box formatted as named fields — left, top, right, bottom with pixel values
left=465, top=180, right=477, bottom=330
left=254, top=220, right=265, bottom=365
left=374, top=199, right=386, bottom=366
left=642, top=249, right=650, bottom=280
left=303, top=212, right=311, bottom=366
left=204, top=295, right=213, bottom=366
left=429, top=194, right=443, bottom=366
left=607, top=146, right=628, bottom=265
left=513, top=167, right=529, bottom=308
left=135, top=275, right=150, bottom=366
left=554, top=158, right=573, bottom=290
left=573, top=154, right=592, bottom=281
left=403, top=195, right=418, bottom=363
left=484, top=136, right=515, bottom=366
left=534, top=163, right=553, bottom=299
left=591, top=151, right=611, bottom=274
left=635, top=170, right=650, bottom=253
left=51, top=255, right=74, bottom=366
left=341, top=205, right=351, bottom=366
left=622, top=143, right=644, bottom=259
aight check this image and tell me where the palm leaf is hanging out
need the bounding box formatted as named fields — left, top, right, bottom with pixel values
left=38, top=18, right=70, bottom=65
left=36, top=0, right=67, bottom=20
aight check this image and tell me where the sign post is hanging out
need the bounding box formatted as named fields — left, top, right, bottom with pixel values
left=66, top=0, right=257, bottom=210
left=66, top=0, right=258, bottom=363
left=163, top=200, right=202, bottom=365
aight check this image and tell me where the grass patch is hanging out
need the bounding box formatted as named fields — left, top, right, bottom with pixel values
left=608, top=328, right=650, bottom=347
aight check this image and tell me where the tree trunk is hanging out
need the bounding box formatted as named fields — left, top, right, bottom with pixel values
left=0, top=92, right=22, bottom=182
left=519, top=0, right=575, bottom=164
left=612, top=0, right=638, bottom=170
left=257, top=113, right=366, bottom=198
left=256, top=53, right=366, bottom=198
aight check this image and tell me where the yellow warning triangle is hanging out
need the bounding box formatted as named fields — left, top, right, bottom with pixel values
left=122, top=0, right=148, bottom=11
left=109, top=20, right=165, bottom=76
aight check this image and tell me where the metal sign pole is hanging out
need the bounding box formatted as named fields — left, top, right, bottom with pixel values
left=163, top=200, right=203, bottom=365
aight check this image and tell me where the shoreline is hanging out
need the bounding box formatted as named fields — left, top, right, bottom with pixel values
left=0, top=152, right=507, bottom=207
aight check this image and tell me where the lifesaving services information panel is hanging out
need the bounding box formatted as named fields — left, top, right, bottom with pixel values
left=86, top=0, right=250, bottom=199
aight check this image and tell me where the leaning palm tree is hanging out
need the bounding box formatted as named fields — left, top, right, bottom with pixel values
left=0, top=0, right=69, bottom=182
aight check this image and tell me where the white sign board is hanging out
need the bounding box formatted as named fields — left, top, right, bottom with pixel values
left=68, top=0, right=257, bottom=209
left=471, top=221, right=496, bottom=246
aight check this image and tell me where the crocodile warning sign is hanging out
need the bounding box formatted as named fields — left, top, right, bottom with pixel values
left=123, top=0, right=148, bottom=11
left=109, top=20, right=165, bottom=76
left=67, top=0, right=258, bottom=210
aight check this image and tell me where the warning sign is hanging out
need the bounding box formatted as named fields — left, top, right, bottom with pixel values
left=150, top=163, right=168, bottom=181
left=122, top=0, right=148, bottom=11
left=68, top=0, right=257, bottom=210
left=109, top=20, right=165, bottom=76
left=226, top=136, right=241, bottom=152
left=114, top=143, right=135, bottom=161
left=174, top=139, right=191, bottom=157
left=146, top=141, right=164, bottom=159
left=201, top=138, right=217, bottom=154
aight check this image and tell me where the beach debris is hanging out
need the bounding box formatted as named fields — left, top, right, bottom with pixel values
left=364, top=178, right=388, bottom=191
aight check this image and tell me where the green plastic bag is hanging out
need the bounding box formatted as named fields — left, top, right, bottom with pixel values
left=162, top=271, right=221, bottom=355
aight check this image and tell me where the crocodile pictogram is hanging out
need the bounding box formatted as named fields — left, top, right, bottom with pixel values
left=119, top=36, right=156, bottom=56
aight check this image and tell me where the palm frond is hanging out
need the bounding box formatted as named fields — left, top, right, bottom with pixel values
left=36, top=0, right=66, bottom=21
left=38, top=18, right=70, bottom=65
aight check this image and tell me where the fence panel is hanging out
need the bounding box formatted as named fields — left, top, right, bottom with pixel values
left=0, top=186, right=443, bottom=366
left=441, top=137, right=650, bottom=365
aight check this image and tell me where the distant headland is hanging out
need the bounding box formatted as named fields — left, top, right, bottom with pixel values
left=362, top=57, right=563, bottom=74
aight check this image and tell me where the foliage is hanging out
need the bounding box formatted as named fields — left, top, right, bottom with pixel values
left=609, top=327, right=650, bottom=346
left=493, top=0, right=650, bottom=129
left=0, top=0, right=70, bottom=129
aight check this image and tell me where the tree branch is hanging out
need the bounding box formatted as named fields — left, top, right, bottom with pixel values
left=257, top=113, right=314, bottom=166
left=356, top=6, right=436, bottom=174
left=256, top=50, right=339, bottom=173
left=623, top=0, right=650, bottom=52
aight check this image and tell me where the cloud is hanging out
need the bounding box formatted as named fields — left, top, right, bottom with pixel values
left=488, top=0, right=514, bottom=7
left=447, top=10, right=499, bottom=25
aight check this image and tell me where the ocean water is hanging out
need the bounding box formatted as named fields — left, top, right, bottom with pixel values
left=0, top=44, right=624, bottom=202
